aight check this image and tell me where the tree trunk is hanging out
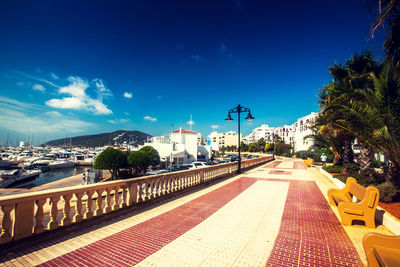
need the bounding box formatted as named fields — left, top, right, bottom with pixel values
left=387, top=161, right=400, bottom=186
left=343, top=136, right=354, bottom=166
left=333, top=155, right=342, bottom=165
left=359, top=142, right=374, bottom=177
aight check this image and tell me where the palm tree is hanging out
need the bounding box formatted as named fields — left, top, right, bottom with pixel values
left=320, top=52, right=381, bottom=175
left=351, top=62, right=400, bottom=184
left=369, top=0, right=400, bottom=70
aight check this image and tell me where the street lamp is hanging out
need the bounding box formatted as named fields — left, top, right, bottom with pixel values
left=225, top=104, right=254, bottom=173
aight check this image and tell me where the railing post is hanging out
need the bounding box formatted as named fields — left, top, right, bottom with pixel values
left=199, top=169, right=204, bottom=184
left=48, top=197, right=60, bottom=230
left=34, top=199, right=46, bottom=234
left=104, top=188, right=112, bottom=213
left=0, top=204, right=13, bottom=244
left=95, top=189, right=104, bottom=216
left=128, top=182, right=138, bottom=205
left=61, top=194, right=72, bottom=226
left=84, top=191, right=94, bottom=219
left=73, top=193, right=84, bottom=223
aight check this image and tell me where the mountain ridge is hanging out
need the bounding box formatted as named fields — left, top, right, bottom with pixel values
left=44, top=130, right=151, bottom=147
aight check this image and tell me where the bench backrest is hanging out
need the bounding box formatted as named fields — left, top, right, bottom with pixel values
left=348, top=178, right=379, bottom=209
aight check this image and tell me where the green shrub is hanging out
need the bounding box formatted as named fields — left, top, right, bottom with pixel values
left=344, top=163, right=360, bottom=175
left=323, top=165, right=342, bottom=173
left=377, top=182, right=400, bottom=203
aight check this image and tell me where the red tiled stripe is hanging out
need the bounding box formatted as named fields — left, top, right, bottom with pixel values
left=38, top=177, right=257, bottom=267
left=265, top=179, right=362, bottom=267
left=264, top=161, right=282, bottom=168
left=293, top=161, right=307, bottom=169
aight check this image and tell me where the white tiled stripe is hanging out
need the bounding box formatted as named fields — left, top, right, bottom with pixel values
left=137, top=180, right=289, bottom=267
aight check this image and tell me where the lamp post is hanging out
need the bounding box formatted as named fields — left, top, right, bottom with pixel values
left=225, top=104, right=254, bottom=173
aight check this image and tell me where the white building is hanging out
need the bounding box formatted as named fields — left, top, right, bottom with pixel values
left=207, top=131, right=242, bottom=151
left=144, top=128, right=212, bottom=166
left=292, top=112, right=318, bottom=151
left=274, top=125, right=295, bottom=147
left=243, top=124, right=275, bottom=144
left=242, top=112, right=319, bottom=152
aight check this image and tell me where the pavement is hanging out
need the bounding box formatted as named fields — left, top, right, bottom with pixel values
left=0, top=158, right=395, bottom=266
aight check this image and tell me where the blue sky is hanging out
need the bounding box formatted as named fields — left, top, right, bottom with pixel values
left=0, top=0, right=386, bottom=145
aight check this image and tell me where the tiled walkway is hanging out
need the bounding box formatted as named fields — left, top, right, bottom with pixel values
left=0, top=158, right=395, bottom=266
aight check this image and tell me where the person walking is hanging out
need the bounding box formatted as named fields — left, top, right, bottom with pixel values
left=321, top=153, right=327, bottom=166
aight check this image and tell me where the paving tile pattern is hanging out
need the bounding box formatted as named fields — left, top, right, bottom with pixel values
left=269, top=170, right=292, bottom=175
left=264, top=161, right=282, bottom=169
left=38, top=178, right=257, bottom=266
left=265, top=179, right=362, bottom=267
left=293, top=161, right=307, bottom=170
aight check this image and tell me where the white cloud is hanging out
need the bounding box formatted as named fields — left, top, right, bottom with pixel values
left=0, top=97, right=94, bottom=135
left=46, top=76, right=112, bottom=115
left=94, top=78, right=112, bottom=100
left=50, top=72, right=59, bottom=79
left=144, top=116, right=157, bottom=122
left=46, top=97, right=85, bottom=110
left=14, top=70, right=59, bottom=88
left=107, top=118, right=130, bottom=124
left=124, top=92, right=133, bottom=99
left=32, top=84, right=45, bottom=92
left=210, top=125, right=220, bottom=129
left=187, top=120, right=194, bottom=126
left=123, top=112, right=130, bottom=116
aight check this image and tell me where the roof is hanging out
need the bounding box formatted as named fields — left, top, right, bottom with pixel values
left=172, top=129, right=199, bottom=134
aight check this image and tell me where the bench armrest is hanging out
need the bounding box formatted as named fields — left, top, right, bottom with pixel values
left=363, top=232, right=400, bottom=267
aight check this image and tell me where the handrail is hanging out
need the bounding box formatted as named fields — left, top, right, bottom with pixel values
left=0, top=155, right=272, bottom=244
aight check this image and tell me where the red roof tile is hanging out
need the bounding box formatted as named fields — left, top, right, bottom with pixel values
left=172, top=129, right=198, bottom=134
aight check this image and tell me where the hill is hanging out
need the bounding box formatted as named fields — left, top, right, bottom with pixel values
left=44, top=130, right=151, bottom=147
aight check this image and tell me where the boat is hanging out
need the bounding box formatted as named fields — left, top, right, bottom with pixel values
left=48, top=160, right=75, bottom=169
left=0, top=169, right=40, bottom=188
left=0, top=159, right=11, bottom=170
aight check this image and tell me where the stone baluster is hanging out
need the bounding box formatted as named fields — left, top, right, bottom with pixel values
left=157, top=180, right=162, bottom=197
left=34, top=199, right=46, bottom=234
left=84, top=191, right=94, bottom=219
left=61, top=194, right=72, bottom=226
left=95, top=189, right=104, bottom=216
left=73, top=193, right=83, bottom=223
left=166, top=179, right=170, bottom=194
left=146, top=181, right=151, bottom=200
left=128, top=182, right=138, bottom=205
left=0, top=204, right=13, bottom=244
left=48, top=196, right=60, bottom=230
left=121, top=185, right=128, bottom=208
left=112, top=187, right=120, bottom=211
left=142, top=182, right=147, bottom=201
left=148, top=181, right=154, bottom=200
left=104, top=188, right=112, bottom=213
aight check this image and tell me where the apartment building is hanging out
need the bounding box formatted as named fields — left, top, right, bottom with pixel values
left=241, top=112, right=318, bottom=152
left=207, top=131, right=242, bottom=151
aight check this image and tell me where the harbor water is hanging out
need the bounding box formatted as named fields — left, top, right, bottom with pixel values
left=34, top=166, right=92, bottom=186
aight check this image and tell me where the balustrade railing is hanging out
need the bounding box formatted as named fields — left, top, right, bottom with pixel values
left=0, top=156, right=272, bottom=245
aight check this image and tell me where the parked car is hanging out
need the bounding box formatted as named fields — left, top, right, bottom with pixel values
left=145, top=169, right=169, bottom=176
left=224, top=155, right=238, bottom=162
left=182, top=162, right=208, bottom=169
left=167, top=165, right=190, bottom=172
left=192, top=162, right=208, bottom=168
left=216, top=160, right=230, bottom=164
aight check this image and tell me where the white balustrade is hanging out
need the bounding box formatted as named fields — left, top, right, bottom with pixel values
left=0, top=156, right=272, bottom=245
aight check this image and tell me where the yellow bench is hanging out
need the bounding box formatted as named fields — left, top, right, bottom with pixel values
left=303, top=158, right=313, bottom=167
left=363, top=232, right=400, bottom=267
left=328, top=177, right=379, bottom=228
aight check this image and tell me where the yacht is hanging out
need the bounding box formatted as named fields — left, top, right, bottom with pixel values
left=0, top=169, right=40, bottom=188
left=48, top=160, right=75, bottom=169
